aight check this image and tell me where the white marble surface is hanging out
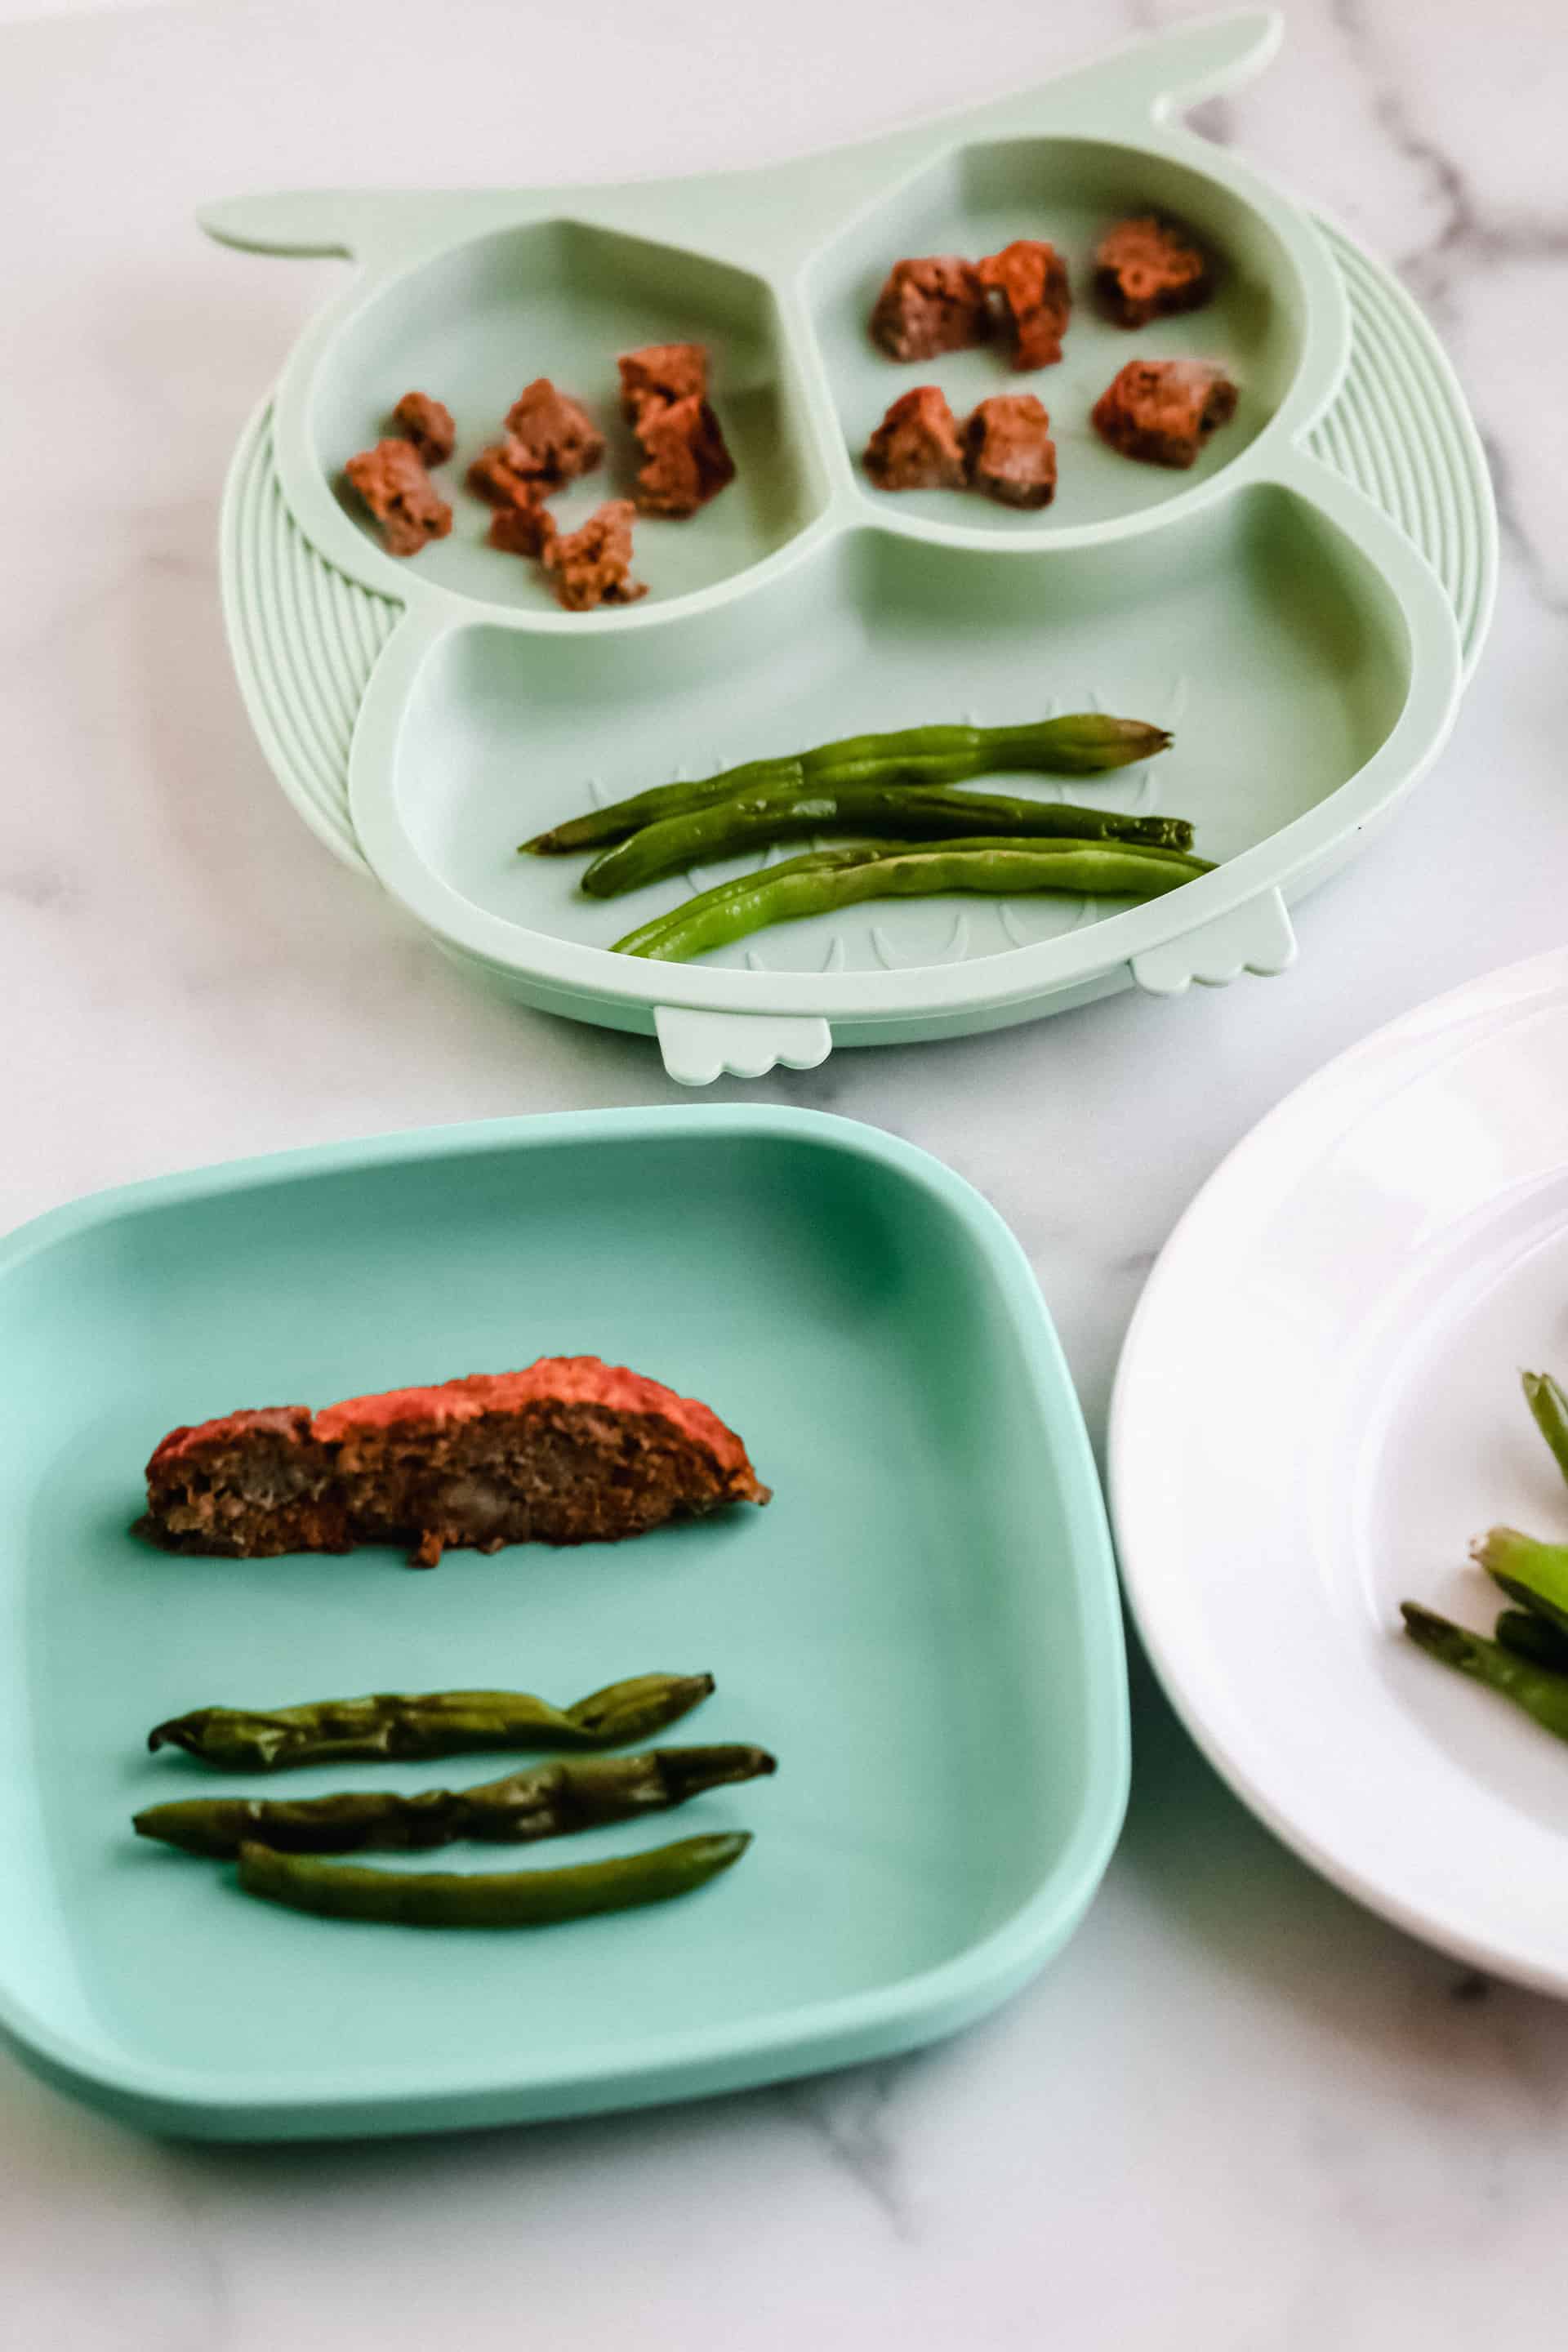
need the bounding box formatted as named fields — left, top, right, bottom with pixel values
left=5, top=0, right=1568, bottom=2341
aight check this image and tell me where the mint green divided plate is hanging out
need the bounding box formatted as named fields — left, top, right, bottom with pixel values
left=0, top=1108, right=1126, bottom=2140
left=208, top=11, right=1492, bottom=1083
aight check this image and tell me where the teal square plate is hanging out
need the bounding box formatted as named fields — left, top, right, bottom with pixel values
left=0, top=1107, right=1126, bottom=2139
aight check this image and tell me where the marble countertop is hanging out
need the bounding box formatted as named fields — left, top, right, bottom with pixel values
left=5, top=0, right=1568, bottom=2341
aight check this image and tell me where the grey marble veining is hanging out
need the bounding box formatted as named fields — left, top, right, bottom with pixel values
left=4, top=2, right=1568, bottom=2345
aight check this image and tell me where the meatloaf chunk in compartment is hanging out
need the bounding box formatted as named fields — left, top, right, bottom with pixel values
left=140, top=1356, right=770, bottom=1566
left=977, top=241, right=1071, bottom=370
left=632, top=394, right=736, bottom=516
left=501, top=379, right=605, bottom=486
left=965, top=394, right=1057, bottom=508
left=390, top=390, right=456, bottom=467
left=345, top=440, right=453, bottom=556
left=487, top=497, right=557, bottom=559
left=863, top=385, right=969, bottom=492
left=1091, top=359, right=1238, bottom=469
left=617, top=342, right=710, bottom=421
left=1094, top=216, right=1214, bottom=328
left=869, top=256, right=990, bottom=362
left=541, top=500, right=647, bottom=611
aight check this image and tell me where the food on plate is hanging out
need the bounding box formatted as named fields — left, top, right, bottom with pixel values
left=1401, top=1604, right=1568, bottom=1745
left=1494, top=1608, right=1568, bottom=1671
left=148, top=1670, right=719, bottom=1770
left=139, top=1356, right=769, bottom=1566
left=523, top=713, right=1174, bottom=853
left=977, top=241, right=1071, bottom=369
left=1401, top=1371, right=1568, bottom=1742
left=390, top=390, right=456, bottom=467
left=616, top=341, right=734, bottom=517
left=964, top=394, right=1058, bottom=509
left=863, top=385, right=969, bottom=491
left=612, top=838, right=1212, bottom=963
left=466, top=437, right=549, bottom=506
left=632, top=393, right=736, bottom=516
left=869, top=256, right=990, bottom=361
left=1522, top=1370, right=1568, bottom=1488
left=541, top=499, right=648, bottom=611
left=1091, top=359, right=1238, bottom=470
left=237, top=1829, right=752, bottom=1927
left=135, top=1742, right=776, bottom=1857
left=488, top=497, right=557, bottom=559
left=501, top=378, right=605, bottom=485
left=1472, top=1525, right=1568, bottom=1634
left=617, top=341, right=710, bottom=417
left=345, top=439, right=453, bottom=556
left=579, top=782, right=1195, bottom=899
left=1094, top=215, right=1214, bottom=327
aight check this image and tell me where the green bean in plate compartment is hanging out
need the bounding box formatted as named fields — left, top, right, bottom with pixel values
left=147, top=1671, right=715, bottom=1771
left=135, top=1744, right=777, bottom=1859
left=237, top=1831, right=754, bottom=1927
left=522, top=713, right=1174, bottom=853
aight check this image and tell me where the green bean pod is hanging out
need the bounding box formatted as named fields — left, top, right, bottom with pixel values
left=1401, top=1601, right=1568, bottom=1743
left=578, top=783, right=1196, bottom=899
left=1493, top=1609, right=1568, bottom=1673
left=523, top=715, right=1173, bottom=853
left=237, top=1830, right=752, bottom=1927
left=135, top=1744, right=775, bottom=1859
left=1471, top=1527, right=1568, bottom=1638
left=613, top=838, right=1212, bottom=964
left=1523, top=1371, right=1568, bottom=1489
left=147, top=1671, right=715, bottom=1772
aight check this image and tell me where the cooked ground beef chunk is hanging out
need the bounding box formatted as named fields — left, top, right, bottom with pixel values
left=977, top=241, right=1071, bottom=370
left=617, top=342, right=709, bottom=421
left=501, top=379, right=605, bottom=485
left=863, top=385, right=969, bottom=492
left=140, top=1356, right=769, bottom=1566
left=541, top=500, right=647, bottom=611
left=632, top=394, right=736, bottom=517
left=488, top=497, right=557, bottom=559
left=869, top=256, right=990, bottom=362
left=390, top=390, right=456, bottom=467
left=345, top=439, right=453, bottom=555
left=1091, top=359, right=1238, bottom=468
left=1095, top=216, right=1214, bottom=328
left=466, top=436, right=543, bottom=506
left=965, top=394, right=1057, bottom=508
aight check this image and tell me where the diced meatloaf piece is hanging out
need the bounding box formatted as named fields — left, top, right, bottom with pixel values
left=466, top=436, right=545, bottom=507
left=863, top=385, right=968, bottom=492
left=140, top=1356, right=770, bottom=1566
left=1095, top=216, right=1214, bottom=328
left=390, top=390, right=456, bottom=467
left=632, top=394, right=736, bottom=517
left=965, top=394, right=1057, bottom=509
left=869, top=256, right=990, bottom=362
left=345, top=440, right=453, bottom=557
left=1091, top=359, right=1238, bottom=470
left=501, top=380, right=605, bottom=486
left=977, top=241, right=1071, bottom=370
left=541, top=500, right=647, bottom=612
left=488, top=497, right=557, bottom=559
left=618, top=342, right=709, bottom=421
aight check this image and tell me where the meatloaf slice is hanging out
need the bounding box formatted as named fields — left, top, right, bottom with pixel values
left=140, top=1357, right=770, bottom=1566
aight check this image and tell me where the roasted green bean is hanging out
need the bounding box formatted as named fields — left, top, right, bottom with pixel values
left=1493, top=1608, right=1568, bottom=1673
left=523, top=715, right=1173, bottom=853
left=1401, top=1601, right=1568, bottom=1744
left=148, top=1671, right=715, bottom=1772
left=613, top=838, right=1211, bottom=963
left=1522, top=1370, right=1568, bottom=1489
left=237, top=1830, right=752, bottom=1927
left=135, top=1744, right=775, bottom=1859
left=577, top=782, right=1195, bottom=899
left=1471, top=1527, right=1568, bottom=1638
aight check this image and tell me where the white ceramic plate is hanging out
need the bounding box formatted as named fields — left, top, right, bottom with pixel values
left=1111, top=947, right=1568, bottom=1993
